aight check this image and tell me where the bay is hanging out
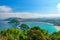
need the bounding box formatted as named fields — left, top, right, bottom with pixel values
left=0, top=21, right=58, bottom=33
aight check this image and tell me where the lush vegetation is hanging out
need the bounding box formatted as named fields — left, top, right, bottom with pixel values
left=0, top=24, right=60, bottom=40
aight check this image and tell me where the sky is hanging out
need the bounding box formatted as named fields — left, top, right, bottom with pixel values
left=0, top=0, right=60, bottom=19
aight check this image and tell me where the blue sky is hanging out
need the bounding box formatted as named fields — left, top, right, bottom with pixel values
left=0, top=0, right=60, bottom=18
left=0, top=0, right=60, bottom=13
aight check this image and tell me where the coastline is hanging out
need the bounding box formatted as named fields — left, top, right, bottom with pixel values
left=55, top=26, right=60, bottom=31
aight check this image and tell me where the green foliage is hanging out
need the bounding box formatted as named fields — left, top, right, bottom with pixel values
left=0, top=28, right=21, bottom=40
left=31, top=26, right=41, bottom=30
left=8, top=19, right=20, bottom=24
left=27, top=26, right=50, bottom=40
left=51, top=31, right=60, bottom=40
left=20, top=24, right=29, bottom=30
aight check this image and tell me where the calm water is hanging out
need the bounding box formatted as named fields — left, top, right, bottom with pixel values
left=0, top=21, right=58, bottom=33
left=22, top=22, right=58, bottom=33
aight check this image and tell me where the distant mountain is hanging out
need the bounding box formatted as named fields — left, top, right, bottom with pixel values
left=4, top=17, right=23, bottom=21
left=2, top=17, right=60, bottom=26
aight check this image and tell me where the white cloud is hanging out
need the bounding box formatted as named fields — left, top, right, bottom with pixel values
left=57, top=3, right=60, bottom=12
left=0, top=6, right=12, bottom=12
left=0, top=12, right=44, bottom=19
left=0, top=12, right=60, bottom=19
left=0, top=6, right=60, bottom=19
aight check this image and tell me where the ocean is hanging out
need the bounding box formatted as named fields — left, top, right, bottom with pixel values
left=0, top=21, right=58, bottom=33
left=21, top=22, right=58, bottom=33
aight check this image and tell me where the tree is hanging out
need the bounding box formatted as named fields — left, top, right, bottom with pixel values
left=8, top=19, right=20, bottom=24
left=27, top=26, right=47, bottom=40
left=19, top=30, right=28, bottom=40
left=51, top=31, right=60, bottom=40
left=0, top=28, right=21, bottom=40
left=19, top=24, right=29, bottom=30
left=31, top=26, right=40, bottom=30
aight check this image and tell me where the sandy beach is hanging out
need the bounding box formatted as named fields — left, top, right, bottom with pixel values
left=55, top=26, right=60, bottom=31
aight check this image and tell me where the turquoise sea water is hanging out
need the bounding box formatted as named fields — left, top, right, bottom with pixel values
left=0, top=21, right=58, bottom=33
left=21, top=22, right=58, bottom=33
left=0, top=21, right=19, bottom=30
